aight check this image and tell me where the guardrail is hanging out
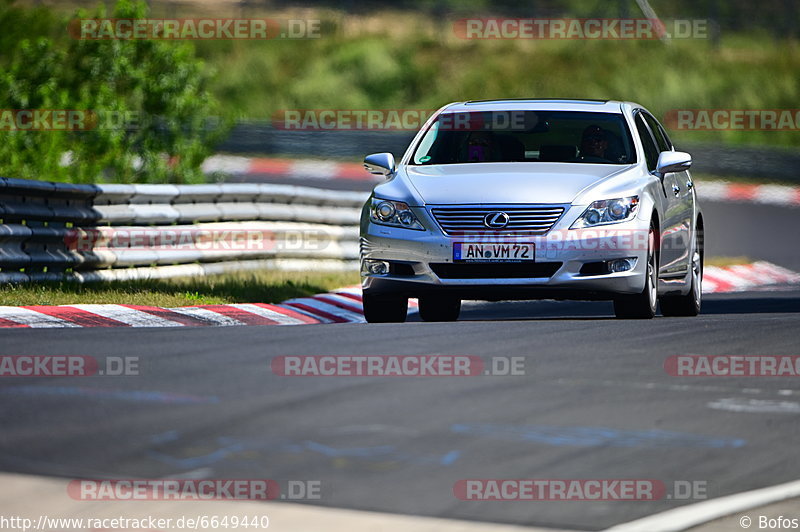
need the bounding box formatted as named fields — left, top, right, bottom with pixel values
left=0, top=177, right=368, bottom=283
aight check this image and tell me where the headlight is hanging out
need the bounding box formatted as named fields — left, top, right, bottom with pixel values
left=369, top=198, right=424, bottom=230
left=571, top=196, right=639, bottom=228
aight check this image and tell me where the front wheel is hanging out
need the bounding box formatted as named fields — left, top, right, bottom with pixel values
left=363, top=292, right=408, bottom=323
left=613, top=224, right=658, bottom=319
left=418, top=296, right=461, bottom=322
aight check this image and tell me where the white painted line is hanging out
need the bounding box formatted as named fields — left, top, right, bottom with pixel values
left=554, top=377, right=800, bottom=398
left=0, top=472, right=564, bottom=532
left=167, top=307, right=245, bottom=326
left=0, top=307, right=81, bottom=328
left=69, top=304, right=186, bottom=328
left=604, top=478, right=800, bottom=532
left=707, top=398, right=800, bottom=414
left=229, top=303, right=310, bottom=325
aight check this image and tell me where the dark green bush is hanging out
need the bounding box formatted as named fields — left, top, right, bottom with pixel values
left=0, top=0, right=226, bottom=184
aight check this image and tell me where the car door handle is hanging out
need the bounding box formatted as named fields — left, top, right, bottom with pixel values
left=672, top=184, right=681, bottom=196
left=686, top=181, right=694, bottom=190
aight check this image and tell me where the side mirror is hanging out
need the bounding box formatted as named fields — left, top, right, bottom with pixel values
left=656, top=151, right=692, bottom=176
left=364, top=152, right=396, bottom=177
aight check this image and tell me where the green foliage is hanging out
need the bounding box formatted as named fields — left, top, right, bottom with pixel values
left=0, top=270, right=361, bottom=307
left=1, top=1, right=798, bottom=187
left=0, top=0, right=226, bottom=184
left=198, top=19, right=800, bottom=149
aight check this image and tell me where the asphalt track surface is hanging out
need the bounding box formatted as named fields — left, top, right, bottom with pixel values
left=1, top=290, right=799, bottom=530
left=1, top=189, right=799, bottom=530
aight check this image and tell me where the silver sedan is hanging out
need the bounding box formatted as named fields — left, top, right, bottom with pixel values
left=360, top=99, right=703, bottom=322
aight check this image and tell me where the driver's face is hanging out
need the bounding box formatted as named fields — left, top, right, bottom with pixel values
left=582, top=135, right=608, bottom=157
left=468, top=132, right=492, bottom=146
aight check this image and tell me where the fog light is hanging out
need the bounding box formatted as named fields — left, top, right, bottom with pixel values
left=363, top=259, right=390, bottom=275
left=608, top=258, right=637, bottom=273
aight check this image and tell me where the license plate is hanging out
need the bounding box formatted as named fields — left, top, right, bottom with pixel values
left=453, top=242, right=535, bottom=262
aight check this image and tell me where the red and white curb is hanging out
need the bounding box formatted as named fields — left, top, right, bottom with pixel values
left=697, top=180, right=800, bottom=207
left=202, top=155, right=374, bottom=182
left=0, top=287, right=417, bottom=329
left=702, top=261, right=800, bottom=293
left=0, top=262, right=796, bottom=328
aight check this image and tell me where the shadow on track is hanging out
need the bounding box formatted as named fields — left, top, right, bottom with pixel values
left=413, top=290, right=800, bottom=322
left=700, top=292, right=800, bottom=314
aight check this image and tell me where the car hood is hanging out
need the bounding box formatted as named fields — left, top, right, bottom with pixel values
left=403, top=163, right=629, bottom=205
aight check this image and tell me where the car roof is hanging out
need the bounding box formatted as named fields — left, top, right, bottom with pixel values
left=442, top=99, right=638, bottom=113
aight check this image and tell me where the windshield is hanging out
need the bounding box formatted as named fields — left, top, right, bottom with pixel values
left=411, top=110, right=636, bottom=165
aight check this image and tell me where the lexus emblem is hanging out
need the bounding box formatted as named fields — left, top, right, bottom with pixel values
left=484, top=211, right=510, bottom=229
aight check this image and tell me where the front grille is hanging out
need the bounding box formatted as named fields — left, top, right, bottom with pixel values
left=430, top=262, right=562, bottom=279
left=430, top=206, right=565, bottom=235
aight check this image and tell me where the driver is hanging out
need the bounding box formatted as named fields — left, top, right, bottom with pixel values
left=466, top=131, right=494, bottom=162
left=579, top=125, right=609, bottom=160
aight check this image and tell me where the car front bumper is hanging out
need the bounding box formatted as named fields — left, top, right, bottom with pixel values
left=360, top=204, right=652, bottom=301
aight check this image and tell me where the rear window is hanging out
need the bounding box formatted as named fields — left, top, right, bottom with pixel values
left=411, top=111, right=637, bottom=165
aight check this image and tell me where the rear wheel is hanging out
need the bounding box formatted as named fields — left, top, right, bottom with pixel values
left=613, top=223, right=658, bottom=319
left=363, top=292, right=408, bottom=323
left=418, top=296, right=461, bottom=322
left=660, top=239, right=702, bottom=317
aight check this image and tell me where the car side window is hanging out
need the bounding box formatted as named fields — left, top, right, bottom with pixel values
left=657, top=123, right=674, bottom=150
left=642, top=113, right=671, bottom=153
left=634, top=114, right=659, bottom=172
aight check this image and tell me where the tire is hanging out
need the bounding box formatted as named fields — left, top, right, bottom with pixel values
left=418, top=296, right=461, bottom=322
left=363, top=292, right=408, bottom=323
left=660, top=237, right=702, bottom=317
left=613, top=223, right=658, bottom=319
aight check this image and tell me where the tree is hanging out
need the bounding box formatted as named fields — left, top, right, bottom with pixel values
left=0, top=0, right=226, bottom=183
